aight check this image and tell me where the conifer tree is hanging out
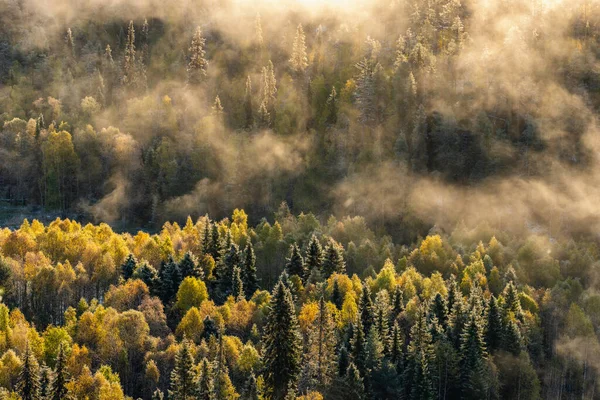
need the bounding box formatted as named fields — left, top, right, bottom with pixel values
left=169, top=340, right=197, bottom=399
left=179, top=252, right=202, bottom=279
left=338, top=345, right=350, bottom=377
left=289, top=24, right=308, bottom=73
left=485, top=296, right=502, bottom=353
left=202, top=220, right=212, bottom=255
left=406, top=306, right=434, bottom=400
left=257, top=99, right=270, bottom=129
left=17, top=345, right=40, bottom=400
left=392, top=286, right=404, bottom=320
left=209, top=223, right=221, bottom=262
left=133, top=261, right=160, bottom=295
left=365, top=325, right=384, bottom=374
left=310, top=297, right=337, bottom=387
left=241, top=372, right=259, bottom=400
left=242, top=242, right=258, bottom=298
left=160, top=256, right=182, bottom=304
left=123, top=20, right=136, bottom=86
left=188, top=26, right=208, bottom=84
left=390, top=322, right=404, bottom=371
left=325, top=86, right=338, bottom=125
left=50, top=342, right=68, bottom=400
left=121, top=253, right=137, bottom=280
left=501, top=317, right=522, bottom=356
left=286, top=244, right=307, bottom=280
left=212, top=96, right=224, bottom=116
left=351, top=319, right=367, bottom=375
left=359, top=285, right=375, bottom=336
left=262, top=281, right=302, bottom=400
left=332, top=280, right=344, bottom=309
left=244, top=76, right=254, bottom=129
left=197, top=358, right=214, bottom=400
left=202, top=316, right=219, bottom=340
left=306, top=235, right=323, bottom=274
left=430, top=293, right=448, bottom=332
left=503, top=282, right=523, bottom=321
left=343, top=362, right=366, bottom=400
left=39, top=364, right=51, bottom=400
left=322, top=240, right=345, bottom=278
left=65, top=28, right=75, bottom=58
left=218, top=244, right=240, bottom=300
left=459, top=313, right=488, bottom=398
left=255, top=13, right=264, bottom=48
left=213, top=336, right=238, bottom=400
left=448, top=291, right=468, bottom=349
left=152, top=389, right=165, bottom=400
left=232, top=266, right=244, bottom=301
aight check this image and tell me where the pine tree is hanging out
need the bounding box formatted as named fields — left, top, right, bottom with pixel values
left=232, top=266, right=244, bottom=301
left=390, top=322, right=404, bottom=371
left=365, top=325, right=384, bottom=373
left=17, top=345, right=40, bottom=400
left=359, top=285, right=375, bottom=336
left=262, top=281, right=302, bottom=400
left=218, top=244, right=240, bottom=301
left=501, top=317, right=522, bottom=356
left=322, top=240, right=345, bottom=277
left=209, top=223, right=222, bottom=262
left=392, top=286, right=404, bottom=320
left=50, top=342, right=68, bottom=400
left=448, top=291, right=468, bottom=349
left=121, top=253, right=137, bottom=280
left=197, top=358, right=214, bottom=400
left=169, top=340, right=198, bottom=399
left=503, top=282, right=523, bottom=321
left=332, top=280, right=344, bottom=309
left=188, top=26, right=208, bottom=84
left=123, top=20, right=136, bottom=86
left=306, top=235, right=323, bottom=274
left=351, top=319, right=367, bottom=375
left=241, top=372, right=259, bottom=400
left=242, top=242, right=258, bottom=298
left=289, top=24, right=308, bottom=73
left=179, top=252, right=202, bottom=279
left=343, top=362, right=366, bottom=400
left=286, top=244, right=307, bottom=280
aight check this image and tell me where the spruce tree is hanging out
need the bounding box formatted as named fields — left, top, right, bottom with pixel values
left=218, top=244, right=240, bottom=301
left=390, top=322, right=404, bottom=371
left=406, top=306, right=434, bottom=400
left=503, top=282, right=523, bottom=321
left=209, top=223, right=222, bottom=262
left=332, top=280, right=344, bottom=309
left=152, top=389, right=165, bottom=400
left=202, top=316, right=219, bottom=340
left=212, top=96, right=224, bottom=116
left=179, top=252, right=201, bottom=279
left=39, top=364, right=51, bottom=400
left=160, top=256, right=182, bottom=304
left=338, top=345, right=350, bottom=377
left=133, top=261, right=160, bottom=295
left=241, top=372, right=259, bottom=400
left=17, top=345, right=40, bottom=400
left=392, top=286, right=404, bottom=320
left=51, top=342, right=69, bottom=400
left=244, top=76, right=254, bottom=129
left=485, top=296, right=502, bottom=353
left=285, top=244, right=306, bottom=280
left=305, top=235, right=323, bottom=275
left=232, top=266, right=244, bottom=301
left=344, top=362, right=366, bottom=400
left=121, top=253, right=137, bottom=280
left=123, top=20, right=136, bottom=86
left=501, top=317, right=522, bottom=356
left=169, top=340, right=198, bottom=400
left=202, top=220, right=212, bottom=255
left=430, top=293, right=448, bottom=332
left=188, top=26, right=208, bottom=84
left=289, top=24, right=308, bottom=73
left=197, top=358, right=214, bottom=400
left=351, top=319, right=367, bottom=375
left=322, top=240, right=345, bottom=277
left=359, top=285, right=375, bottom=336
left=242, top=242, right=258, bottom=298
left=459, top=314, right=488, bottom=399
left=325, top=86, right=338, bottom=125
left=262, top=281, right=302, bottom=400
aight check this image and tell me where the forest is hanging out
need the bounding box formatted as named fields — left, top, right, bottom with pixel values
left=0, top=0, right=600, bottom=398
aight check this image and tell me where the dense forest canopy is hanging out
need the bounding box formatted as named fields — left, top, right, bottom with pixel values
left=1, top=0, right=600, bottom=398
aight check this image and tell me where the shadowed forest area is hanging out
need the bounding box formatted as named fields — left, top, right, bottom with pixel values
left=0, top=0, right=600, bottom=398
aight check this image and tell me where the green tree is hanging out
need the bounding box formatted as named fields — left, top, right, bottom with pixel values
left=286, top=244, right=307, bottom=281
left=485, top=296, right=502, bottom=353
left=406, top=307, right=434, bottom=400
left=305, top=235, right=323, bottom=275
left=359, top=285, right=375, bottom=336
left=241, top=372, right=259, bottom=400
left=262, top=281, right=302, bottom=400
left=460, top=314, right=488, bottom=399
left=188, top=26, right=208, bottom=83
left=179, top=252, right=202, bottom=279
left=121, top=254, right=137, bottom=280
left=322, top=241, right=345, bottom=278
left=169, top=340, right=198, bottom=399
left=17, top=345, right=40, bottom=400
left=197, top=358, right=214, bottom=400
left=242, top=242, right=258, bottom=298
left=332, top=280, right=344, bottom=309
left=50, top=342, right=69, bottom=400
left=289, top=24, right=308, bottom=73
left=232, top=266, right=244, bottom=301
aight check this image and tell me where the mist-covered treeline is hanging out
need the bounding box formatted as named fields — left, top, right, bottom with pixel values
left=0, top=0, right=598, bottom=239
left=0, top=210, right=599, bottom=399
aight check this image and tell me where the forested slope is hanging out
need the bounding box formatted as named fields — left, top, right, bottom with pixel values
left=0, top=211, right=596, bottom=399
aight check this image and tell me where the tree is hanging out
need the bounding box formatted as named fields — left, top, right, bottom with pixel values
left=306, top=236, right=323, bottom=274
left=232, top=266, right=244, bottom=301
left=351, top=319, right=367, bottom=375
left=289, top=24, right=308, bottom=73
left=197, top=358, right=214, bottom=400
left=17, top=345, right=40, bottom=400
left=123, top=20, right=136, bottom=86
left=485, top=296, right=502, bottom=353
left=176, top=277, right=208, bottom=311
left=359, top=285, right=375, bottom=336
left=179, top=252, right=202, bottom=279
left=120, top=254, right=137, bottom=280
left=188, top=26, right=208, bottom=83
left=133, top=261, right=160, bottom=295
left=242, top=242, right=258, bottom=298
left=430, top=293, right=448, bottom=332
left=325, top=86, right=338, bottom=125
left=169, top=340, right=198, bottom=399
left=160, top=257, right=182, bottom=303
left=263, top=281, right=302, bottom=400
left=322, top=241, right=345, bottom=278
left=212, top=96, right=224, bottom=116
left=406, top=307, right=434, bottom=400
left=332, top=280, right=344, bottom=309
left=286, top=244, right=307, bottom=281
left=343, top=362, right=365, bottom=400
left=244, top=76, right=254, bottom=129
left=241, top=372, right=259, bottom=400
left=50, top=342, right=68, bottom=400
left=460, top=314, right=488, bottom=399
left=305, top=297, right=337, bottom=390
